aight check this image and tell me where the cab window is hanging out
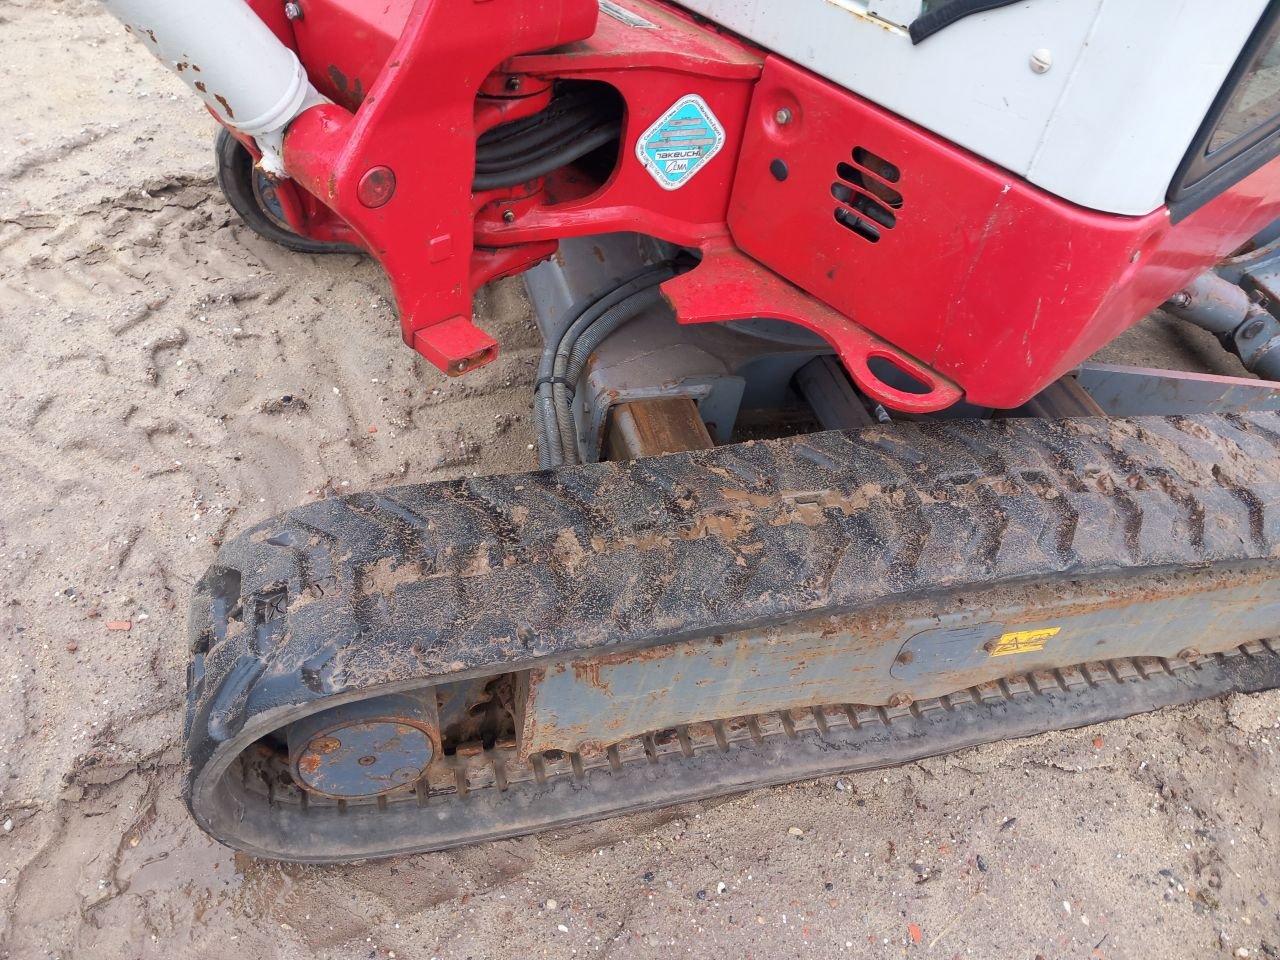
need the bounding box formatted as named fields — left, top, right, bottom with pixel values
left=1169, top=5, right=1280, bottom=219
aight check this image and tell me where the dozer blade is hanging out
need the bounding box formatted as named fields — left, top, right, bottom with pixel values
left=185, top=414, right=1280, bottom=862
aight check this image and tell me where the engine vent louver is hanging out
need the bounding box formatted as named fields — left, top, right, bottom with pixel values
left=832, top=147, right=902, bottom=243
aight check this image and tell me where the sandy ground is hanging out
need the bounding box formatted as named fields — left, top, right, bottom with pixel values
left=2, top=3, right=1279, bottom=958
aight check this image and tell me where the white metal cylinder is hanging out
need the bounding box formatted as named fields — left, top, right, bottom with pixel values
left=100, top=0, right=319, bottom=169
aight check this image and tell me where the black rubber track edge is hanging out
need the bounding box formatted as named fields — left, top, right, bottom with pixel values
left=212, top=647, right=1280, bottom=862
left=214, top=128, right=362, bottom=255
left=184, top=413, right=1280, bottom=857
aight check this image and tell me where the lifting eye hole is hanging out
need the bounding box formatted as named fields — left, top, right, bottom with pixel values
left=867, top=355, right=931, bottom=395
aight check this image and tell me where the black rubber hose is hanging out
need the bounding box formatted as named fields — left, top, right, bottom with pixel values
left=475, top=122, right=601, bottom=174
left=475, top=89, right=606, bottom=170
left=552, top=284, right=669, bottom=465
left=475, top=109, right=598, bottom=168
left=477, top=120, right=619, bottom=179
left=534, top=263, right=676, bottom=467
left=473, top=121, right=621, bottom=191
left=535, top=266, right=672, bottom=467
left=548, top=267, right=677, bottom=465
left=477, top=88, right=600, bottom=148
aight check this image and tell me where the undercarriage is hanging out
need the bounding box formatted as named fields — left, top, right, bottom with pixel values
left=188, top=304, right=1280, bottom=858
left=96, top=0, right=1280, bottom=861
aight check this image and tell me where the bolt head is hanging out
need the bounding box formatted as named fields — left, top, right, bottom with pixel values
left=284, top=1, right=303, bottom=19
left=887, top=692, right=912, bottom=708
left=501, top=209, right=516, bottom=223
left=774, top=107, right=793, bottom=125
left=1177, top=647, right=1201, bottom=662
left=1030, top=48, right=1052, bottom=73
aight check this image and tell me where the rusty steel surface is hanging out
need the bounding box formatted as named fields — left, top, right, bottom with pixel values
left=285, top=691, right=439, bottom=799
left=1016, top=374, right=1106, bottom=419
left=516, top=564, right=1280, bottom=755
left=1076, top=362, right=1280, bottom=415
left=794, top=355, right=878, bottom=429
left=221, top=643, right=1280, bottom=861
left=604, top=398, right=715, bottom=460
left=185, top=412, right=1280, bottom=858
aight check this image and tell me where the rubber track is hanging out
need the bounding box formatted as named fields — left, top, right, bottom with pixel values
left=185, top=414, right=1280, bottom=849
left=225, top=643, right=1280, bottom=861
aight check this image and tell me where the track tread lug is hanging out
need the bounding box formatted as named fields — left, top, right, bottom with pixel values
left=184, top=414, right=1280, bottom=859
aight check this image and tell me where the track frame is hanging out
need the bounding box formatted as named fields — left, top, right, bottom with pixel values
left=186, top=412, right=1280, bottom=860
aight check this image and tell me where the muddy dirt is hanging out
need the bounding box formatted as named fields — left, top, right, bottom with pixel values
left=1, top=3, right=1278, bottom=958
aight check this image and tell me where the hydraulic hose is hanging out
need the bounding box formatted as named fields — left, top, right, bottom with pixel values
left=476, top=115, right=592, bottom=168
left=534, top=263, right=677, bottom=467
left=1165, top=270, right=1280, bottom=380
left=535, top=266, right=671, bottom=466
left=562, top=286, right=669, bottom=390
left=475, top=96, right=601, bottom=167
left=474, top=122, right=621, bottom=191
left=551, top=284, right=670, bottom=465
left=475, top=82, right=623, bottom=191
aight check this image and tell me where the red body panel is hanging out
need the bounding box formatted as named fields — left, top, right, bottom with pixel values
left=254, top=0, right=1280, bottom=409
left=284, top=0, right=601, bottom=371
left=730, top=58, right=1280, bottom=408
left=291, top=0, right=411, bottom=111
left=666, top=246, right=964, bottom=411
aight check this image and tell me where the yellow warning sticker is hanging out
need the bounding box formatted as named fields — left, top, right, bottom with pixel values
left=988, top=627, right=1060, bottom=657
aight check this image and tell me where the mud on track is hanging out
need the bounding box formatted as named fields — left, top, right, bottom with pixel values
left=1, top=2, right=1278, bottom=958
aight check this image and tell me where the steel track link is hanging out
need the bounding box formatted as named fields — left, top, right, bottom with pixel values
left=185, top=414, right=1280, bottom=860
left=229, top=645, right=1280, bottom=861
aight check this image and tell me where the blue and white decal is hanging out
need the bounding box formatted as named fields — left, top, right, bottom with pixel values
left=635, top=94, right=725, bottom=190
